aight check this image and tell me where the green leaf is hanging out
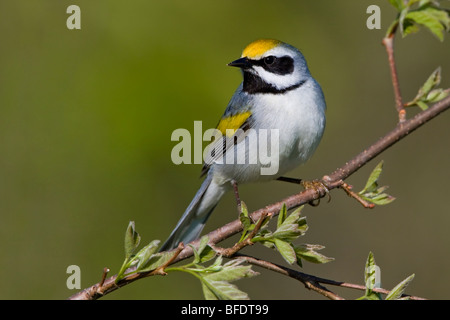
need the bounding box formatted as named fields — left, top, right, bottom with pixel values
left=386, top=274, right=415, bottom=300
left=238, top=202, right=271, bottom=243
left=252, top=205, right=310, bottom=265
left=239, top=201, right=251, bottom=229
left=238, top=202, right=253, bottom=242
left=407, top=0, right=425, bottom=7
left=197, top=259, right=257, bottom=300
left=416, top=100, right=430, bottom=110
left=134, top=240, right=161, bottom=271
left=116, top=222, right=147, bottom=283
left=403, top=18, right=421, bottom=36
left=364, top=252, right=382, bottom=300
left=420, top=67, right=442, bottom=97
left=272, top=206, right=308, bottom=242
left=399, top=7, right=411, bottom=36
left=124, top=221, right=141, bottom=260
left=271, top=223, right=304, bottom=243
left=406, top=67, right=450, bottom=110
left=418, top=0, right=432, bottom=7
left=388, top=0, right=405, bottom=11
left=253, top=206, right=307, bottom=244
left=405, top=7, right=449, bottom=41
left=362, top=161, right=384, bottom=193
left=201, top=279, right=250, bottom=300
left=294, top=244, right=334, bottom=265
left=191, top=236, right=216, bottom=264
left=277, top=203, right=287, bottom=228
left=364, top=192, right=396, bottom=205
left=359, top=161, right=396, bottom=206
left=204, top=259, right=259, bottom=282
left=274, top=239, right=297, bottom=265
left=197, top=235, right=210, bottom=256
left=137, top=250, right=177, bottom=273
left=198, top=255, right=224, bottom=273
left=252, top=230, right=275, bottom=248
left=427, top=88, right=450, bottom=102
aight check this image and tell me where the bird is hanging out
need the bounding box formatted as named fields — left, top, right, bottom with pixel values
left=160, top=39, right=326, bottom=251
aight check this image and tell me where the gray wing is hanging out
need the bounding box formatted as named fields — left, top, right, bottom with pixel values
left=201, top=84, right=255, bottom=177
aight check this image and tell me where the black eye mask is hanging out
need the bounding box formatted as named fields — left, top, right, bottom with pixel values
left=250, top=55, right=295, bottom=75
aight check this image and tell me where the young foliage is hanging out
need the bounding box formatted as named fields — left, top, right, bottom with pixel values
left=387, top=0, right=450, bottom=41
left=359, top=252, right=415, bottom=300
left=360, top=252, right=382, bottom=300
left=124, top=221, right=141, bottom=259
left=115, top=223, right=259, bottom=300
left=116, top=221, right=182, bottom=282
left=358, top=161, right=396, bottom=205
left=116, top=221, right=143, bottom=282
left=170, top=237, right=259, bottom=300
left=250, top=204, right=333, bottom=267
left=200, top=259, right=259, bottom=300
left=238, top=201, right=270, bottom=243
left=405, top=67, right=450, bottom=110
left=385, top=274, right=416, bottom=300
left=294, top=244, right=334, bottom=267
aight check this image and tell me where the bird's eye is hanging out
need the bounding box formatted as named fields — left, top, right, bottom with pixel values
left=264, top=56, right=275, bottom=65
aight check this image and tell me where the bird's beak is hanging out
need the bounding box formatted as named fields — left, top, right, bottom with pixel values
left=227, top=57, right=252, bottom=69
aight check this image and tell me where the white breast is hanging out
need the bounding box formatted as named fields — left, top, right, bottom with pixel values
left=211, top=79, right=326, bottom=185
left=251, top=79, right=326, bottom=174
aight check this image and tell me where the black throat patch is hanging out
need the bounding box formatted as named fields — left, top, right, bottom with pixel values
left=242, top=72, right=306, bottom=94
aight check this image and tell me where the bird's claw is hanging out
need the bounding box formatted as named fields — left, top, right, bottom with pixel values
left=301, top=179, right=331, bottom=206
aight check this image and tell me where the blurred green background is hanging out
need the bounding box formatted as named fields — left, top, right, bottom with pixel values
left=0, top=0, right=449, bottom=300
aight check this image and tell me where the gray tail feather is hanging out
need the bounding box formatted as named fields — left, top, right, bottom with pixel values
left=159, top=174, right=226, bottom=251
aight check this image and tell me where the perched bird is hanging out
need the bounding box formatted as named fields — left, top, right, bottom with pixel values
left=160, top=39, right=326, bottom=251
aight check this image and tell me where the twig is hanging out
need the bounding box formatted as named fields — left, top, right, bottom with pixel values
left=235, top=254, right=344, bottom=300
left=150, top=242, right=185, bottom=276
left=68, top=242, right=184, bottom=300
left=339, top=182, right=375, bottom=208
left=231, top=180, right=242, bottom=213
left=382, top=22, right=406, bottom=122
left=235, top=254, right=426, bottom=300
left=96, top=268, right=110, bottom=295
left=211, top=212, right=271, bottom=257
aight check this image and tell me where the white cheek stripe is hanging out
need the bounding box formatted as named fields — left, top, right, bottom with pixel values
left=253, top=66, right=302, bottom=90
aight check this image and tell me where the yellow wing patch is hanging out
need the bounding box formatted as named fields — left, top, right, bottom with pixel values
left=216, top=111, right=252, bottom=137
left=242, top=39, right=282, bottom=59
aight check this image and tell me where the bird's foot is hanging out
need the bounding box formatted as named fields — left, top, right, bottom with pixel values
left=301, top=179, right=331, bottom=206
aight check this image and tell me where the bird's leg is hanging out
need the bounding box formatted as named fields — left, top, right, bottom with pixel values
left=276, top=176, right=302, bottom=184
left=277, top=176, right=331, bottom=205
left=301, top=179, right=331, bottom=206
left=230, top=180, right=242, bottom=214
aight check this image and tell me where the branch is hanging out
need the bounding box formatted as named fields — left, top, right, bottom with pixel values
left=235, top=254, right=426, bottom=300
left=68, top=243, right=185, bottom=300
left=382, top=21, right=406, bottom=122
left=211, top=211, right=271, bottom=257
left=174, top=95, right=450, bottom=262
left=68, top=95, right=450, bottom=300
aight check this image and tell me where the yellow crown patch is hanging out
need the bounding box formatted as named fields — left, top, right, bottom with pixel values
left=242, top=39, right=282, bottom=59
